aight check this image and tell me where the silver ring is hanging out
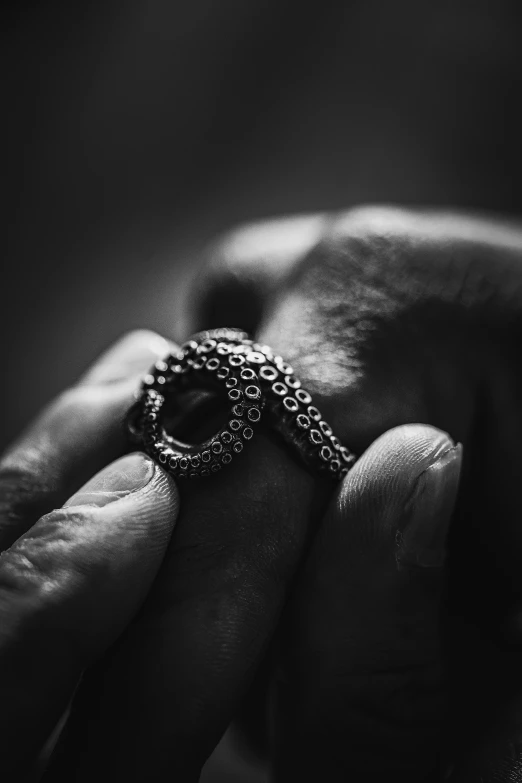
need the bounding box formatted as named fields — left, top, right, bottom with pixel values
left=126, top=328, right=356, bottom=480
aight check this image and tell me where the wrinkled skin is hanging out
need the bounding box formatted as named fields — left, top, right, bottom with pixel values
left=186, top=207, right=522, bottom=780
left=14, top=206, right=522, bottom=782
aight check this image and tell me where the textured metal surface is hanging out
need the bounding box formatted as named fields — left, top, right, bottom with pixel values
left=127, top=328, right=356, bottom=480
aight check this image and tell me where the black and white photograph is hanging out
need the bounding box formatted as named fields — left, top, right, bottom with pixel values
left=2, top=1, right=522, bottom=780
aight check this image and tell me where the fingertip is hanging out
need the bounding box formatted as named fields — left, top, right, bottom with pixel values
left=88, top=454, right=180, bottom=562
left=62, top=450, right=181, bottom=551
left=63, top=452, right=155, bottom=508
left=337, top=423, right=458, bottom=530
left=134, top=458, right=181, bottom=540
left=272, top=423, right=460, bottom=778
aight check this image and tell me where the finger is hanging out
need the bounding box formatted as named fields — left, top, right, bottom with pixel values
left=0, top=329, right=174, bottom=549
left=273, top=423, right=462, bottom=782
left=187, top=214, right=327, bottom=334
left=79, top=329, right=172, bottom=386
left=43, top=433, right=329, bottom=782
left=0, top=452, right=179, bottom=779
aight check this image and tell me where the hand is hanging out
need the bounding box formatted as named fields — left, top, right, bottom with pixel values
left=0, top=332, right=180, bottom=780
left=7, top=207, right=521, bottom=782
left=1, top=332, right=318, bottom=782
left=48, top=208, right=522, bottom=781
left=184, top=207, right=522, bottom=781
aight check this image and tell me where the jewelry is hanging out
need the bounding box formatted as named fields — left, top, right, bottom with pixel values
left=126, top=328, right=356, bottom=480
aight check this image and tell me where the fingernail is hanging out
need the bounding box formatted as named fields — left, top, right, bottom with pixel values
left=80, top=330, right=172, bottom=385
left=64, top=453, right=154, bottom=508
left=397, top=443, right=463, bottom=568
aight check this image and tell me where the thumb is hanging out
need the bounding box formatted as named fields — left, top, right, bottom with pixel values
left=0, top=452, right=178, bottom=777
left=274, top=424, right=462, bottom=782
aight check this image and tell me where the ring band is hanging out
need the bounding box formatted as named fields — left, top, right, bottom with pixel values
left=126, top=328, right=356, bottom=481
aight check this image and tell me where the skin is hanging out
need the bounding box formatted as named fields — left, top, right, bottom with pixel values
left=189, top=206, right=522, bottom=780
left=1, top=206, right=521, bottom=781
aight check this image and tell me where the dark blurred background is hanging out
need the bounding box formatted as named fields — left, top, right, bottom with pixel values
left=3, top=0, right=522, bottom=451
left=2, top=1, right=521, bottom=779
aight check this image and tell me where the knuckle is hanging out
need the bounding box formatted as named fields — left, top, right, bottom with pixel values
left=0, top=457, right=58, bottom=543
left=193, top=215, right=326, bottom=332
left=51, top=381, right=131, bottom=427
left=0, top=508, right=84, bottom=593
left=53, top=385, right=90, bottom=415
left=310, top=205, right=430, bottom=287
left=277, top=205, right=434, bottom=321
left=0, top=507, right=95, bottom=662
left=209, top=213, right=325, bottom=273
left=50, top=384, right=114, bottom=426
left=0, top=507, right=90, bottom=590
left=80, top=329, right=174, bottom=387
left=0, top=458, right=49, bottom=504
left=332, top=205, right=418, bottom=241
left=114, top=327, right=164, bottom=346
left=0, top=541, right=54, bottom=593
left=97, top=329, right=170, bottom=364
left=43, top=386, right=99, bottom=436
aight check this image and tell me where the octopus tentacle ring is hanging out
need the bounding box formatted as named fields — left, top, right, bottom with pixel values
left=126, top=328, right=357, bottom=480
